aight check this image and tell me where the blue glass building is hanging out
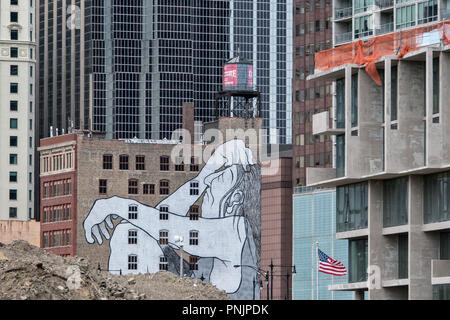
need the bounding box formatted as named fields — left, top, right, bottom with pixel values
left=292, top=187, right=352, bottom=300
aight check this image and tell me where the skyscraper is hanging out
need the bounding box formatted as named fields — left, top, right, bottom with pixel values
left=37, top=0, right=292, bottom=144
left=292, top=0, right=333, bottom=187
left=0, top=0, right=36, bottom=221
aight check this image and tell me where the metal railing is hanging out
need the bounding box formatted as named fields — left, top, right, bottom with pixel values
left=335, top=31, right=352, bottom=45
left=375, top=0, right=394, bottom=9
left=441, top=9, right=450, bottom=21
left=334, top=7, right=352, bottom=20
left=375, top=22, right=394, bottom=35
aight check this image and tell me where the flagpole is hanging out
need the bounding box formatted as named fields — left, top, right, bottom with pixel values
left=316, top=241, right=319, bottom=300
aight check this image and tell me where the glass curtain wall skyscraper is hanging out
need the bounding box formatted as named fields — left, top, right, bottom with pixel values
left=38, top=0, right=292, bottom=144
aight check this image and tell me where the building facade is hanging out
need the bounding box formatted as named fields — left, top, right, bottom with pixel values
left=37, top=0, right=292, bottom=144
left=333, top=0, right=448, bottom=46
left=292, top=187, right=352, bottom=300
left=38, top=116, right=265, bottom=300
left=0, top=0, right=36, bottom=221
left=308, top=17, right=450, bottom=299
left=260, top=147, right=293, bottom=299
left=292, top=0, right=334, bottom=187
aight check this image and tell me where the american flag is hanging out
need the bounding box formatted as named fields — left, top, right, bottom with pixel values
left=318, top=249, right=347, bottom=276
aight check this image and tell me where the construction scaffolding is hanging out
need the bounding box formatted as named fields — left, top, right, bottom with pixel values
left=315, top=21, right=450, bottom=85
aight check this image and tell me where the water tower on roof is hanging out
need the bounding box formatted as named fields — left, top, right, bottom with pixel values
left=215, top=52, right=261, bottom=119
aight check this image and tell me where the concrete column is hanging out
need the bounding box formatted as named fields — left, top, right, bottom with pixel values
left=367, top=180, right=400, bottom=299
left=440, top=52, right=450, bottom=163
left=384, top=58, right=391, bottom=172
left=408, top=175, right=439, bottom=300
left=425, top=48, right=441, bottom=167
left=344, top=66, right=352, bottom=178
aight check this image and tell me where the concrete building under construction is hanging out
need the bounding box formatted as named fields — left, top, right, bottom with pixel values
left=308, top=18, right=450, bottom=300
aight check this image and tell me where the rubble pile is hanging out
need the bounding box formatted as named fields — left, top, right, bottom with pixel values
left=0, top=241, right=229, bottom=300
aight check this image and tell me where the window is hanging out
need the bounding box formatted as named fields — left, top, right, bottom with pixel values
left=143, top=184, right=155, bottom=195
left=10, top=65, right=18, bottom=76
left=128, top=205, right=138, bottom=220
left=10, top=83, right=18, bottom=93
left=10, top=47, right=18, bottom=58
left=336, top=182, right=368, bottom=232
left=99, top=179, right=107, bottom=194
left=418, top=0, right=438, bottom=25
left=354, top=0, right=372, bottom=14
left=159, top=256, right=168, bottom=271
left=189, top=206, right=200, bottom=221
left=10, top=154, right=18, bottom=165
left=10, top=101, right=18, bottom=111
left=9, top=207, right=17, bottom=218
left=396, top=5, right=415, bottom=30
left=348, top=239, right=368, bottom=283
left=398, top=234, right=408, bottom=279
left=119, top=155, right=129, bottom=170
left=391, top=66, right=398, bottom=122
left=128, top=255, right=138, bottom=270
left=11, top=0, right=19, bottom=5
left=10, top=29, right=19, bottom=40
left=10, top=118, right=18, bottom=129
left=424, top=171, right=450, bottom=223
left=189, top=230, right=199, bottom=246
left=433, top=57, right=439, bottom=115
left=440, top=231, right=450, bottom=260
left=190, top=157, right=199, bottom=171
left=159, top=230, right=169, bottom=246
left=128, top=230, right=138, bottom=245
left=9, top=172, right=17, bottom=182
left=10, top=136, right=18, bottom=147
left=9, top=189, right=17, bottom=200
left=160, top=156, right=169, bottom=171
left=175, top=159, right=184, bottom=171
left=354, top=15, right=373, bottom=39
left=189, top=256, right=199, bottom=271
left=103, top=154, right=113, bottom=169
left=135, top=155, right=145, bottom=170
left=160, top=180, right=169, bottom=195
left=10, top=12, right=18, bottom=22
left=351, top=74, right=358, bottom=128
left=190, top=181, right=199, bottom=196
left=159, top=206, right=169, bottom=220
left=128, top=179, right=138, bottom=195
left=433, top=284, right=450, bottom=300
left=383, top=177, right=408, bottom=227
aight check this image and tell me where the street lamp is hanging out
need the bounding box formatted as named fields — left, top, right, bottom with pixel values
left=268, top=260, right=296, bottom=300
left=174, top=235, right=184, bottom=278
left=233, top=264, right=270, bottom=300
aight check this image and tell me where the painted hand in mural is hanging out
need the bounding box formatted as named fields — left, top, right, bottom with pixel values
left=204, top=139, right=254, bottom=173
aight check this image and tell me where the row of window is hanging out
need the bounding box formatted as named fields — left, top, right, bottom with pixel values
left=127, top=229, right=199, bottom=247
left=41, top=151, right=74, bottom=174
left=99, top=179, right=200, bottom=196
left=43, top=229, right=71, bottom=249
left=42, top=204, right=72, bottom=224
left=128, top=254, right=199, bottom=271
left=43, top=179, right=72, bottom=199
left=295, top=85, right=333, bottom=102
left=103, top=154, right=200, bottom=172
left=295, top=19, right=331, bottom=37
left=127, top=204, right=200, bottom=221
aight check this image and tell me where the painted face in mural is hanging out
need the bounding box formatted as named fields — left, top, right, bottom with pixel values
left=83, top=139, right=261, bottom=296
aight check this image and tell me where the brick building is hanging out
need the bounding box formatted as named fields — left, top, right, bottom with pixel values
left=293, top=0, right=334, bottom=187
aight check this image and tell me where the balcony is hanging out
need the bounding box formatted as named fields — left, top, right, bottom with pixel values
left=312, top=111, right=345, bottom=136
left=441, top=9, right=450, bottom=21
left=432, top=260, right=450, bottom=285
left=334, top=7, right=352, bottom=20
left=375, top=0, right=394, bottom=9
left=335, top=31, right=353, bottom=45
left=375, top=22, right=394, bottom=35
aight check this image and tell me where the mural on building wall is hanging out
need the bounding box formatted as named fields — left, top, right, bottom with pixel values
left=83, top=139, right=261, bottom=299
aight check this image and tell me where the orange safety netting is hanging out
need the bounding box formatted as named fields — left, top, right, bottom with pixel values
left=315, top=21, right=450, bottom=85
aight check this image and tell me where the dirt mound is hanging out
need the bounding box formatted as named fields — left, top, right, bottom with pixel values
left=0, top=241, right=229, bottom=300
